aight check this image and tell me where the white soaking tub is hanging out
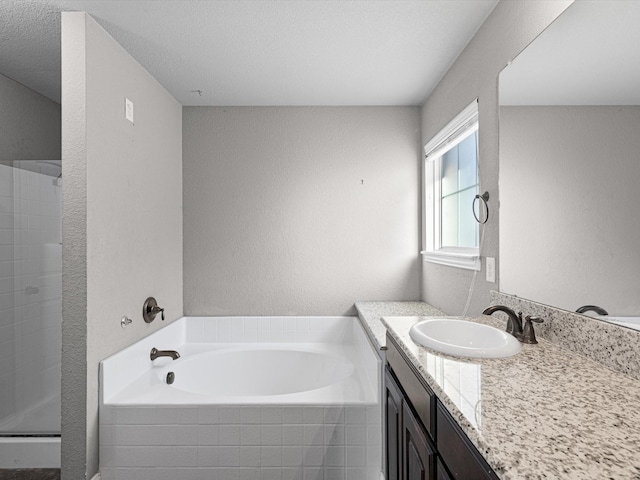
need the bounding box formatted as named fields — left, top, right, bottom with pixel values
left=99, top=316, right=382, bottom=480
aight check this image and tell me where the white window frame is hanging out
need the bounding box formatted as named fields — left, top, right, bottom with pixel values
left=422, top=100, right=480, bottom=271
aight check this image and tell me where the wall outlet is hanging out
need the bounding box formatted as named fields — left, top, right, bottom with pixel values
left=125, top=98, right=134, bottom=124
left=486, top=257, right=496, bottom=283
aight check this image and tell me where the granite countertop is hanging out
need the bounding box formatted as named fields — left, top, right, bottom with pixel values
left=382, top=315, right=640, bottom=480
left=354, top=301, right=444, bottom=352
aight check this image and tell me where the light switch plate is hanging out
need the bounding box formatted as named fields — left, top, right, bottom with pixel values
left=486, top=257, right=496, bottom=283
left=125, top=98, right=134, bottom=124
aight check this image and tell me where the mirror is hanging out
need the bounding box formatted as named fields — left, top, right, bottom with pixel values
left=498, top=1, right=640, bottom=325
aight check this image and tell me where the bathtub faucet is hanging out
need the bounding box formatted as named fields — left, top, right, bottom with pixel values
left=150, top=347, right=180, bottom=361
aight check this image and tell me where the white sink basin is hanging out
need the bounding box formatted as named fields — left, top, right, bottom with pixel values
left=409, top=318, right=521, bottom=358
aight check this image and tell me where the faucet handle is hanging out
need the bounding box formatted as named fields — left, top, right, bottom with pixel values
left=522, top=316, right=544, bottom=344
left=152, top=305, right=165, bottom=321
left=143, top=297, right=165, bottom=323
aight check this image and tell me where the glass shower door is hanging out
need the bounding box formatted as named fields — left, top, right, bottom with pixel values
left=0, top=160, right=62, bottom=436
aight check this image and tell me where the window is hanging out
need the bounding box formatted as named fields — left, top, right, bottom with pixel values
left=423, top=100, right=480, bottom=270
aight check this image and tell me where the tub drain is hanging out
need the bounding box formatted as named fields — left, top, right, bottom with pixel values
left=166, top=371, right=175, bottom=384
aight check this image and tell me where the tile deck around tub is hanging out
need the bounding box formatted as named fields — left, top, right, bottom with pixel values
left=100, top=405, right=381, bottom=480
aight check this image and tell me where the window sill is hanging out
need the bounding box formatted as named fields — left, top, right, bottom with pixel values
left=421, top=250, right=481, bottom=271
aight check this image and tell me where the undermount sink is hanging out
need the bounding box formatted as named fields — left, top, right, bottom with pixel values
left=409, top=318, right=521, bottom=358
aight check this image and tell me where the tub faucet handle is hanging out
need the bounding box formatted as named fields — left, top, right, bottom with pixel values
left=152, top=305, right=165, bottom=321
left=143, top=297, right=165, bottom=323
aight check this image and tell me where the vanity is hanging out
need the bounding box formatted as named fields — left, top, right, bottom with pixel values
left=374, top=313, right=640, bottom=480
left=355, top=2, right=640, bottom=478
left=385, top=330, right=497, bottom=479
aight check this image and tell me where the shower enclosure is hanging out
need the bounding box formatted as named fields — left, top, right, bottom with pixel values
left=0, top=160, right=62, bottom=468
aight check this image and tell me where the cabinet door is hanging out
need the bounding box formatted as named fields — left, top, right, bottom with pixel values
left=386, top=334, right=434, bottom=436
left=385, top=368, right=403, bottom=480
left=436, top=457, right=452, bottom=480
left=403, top=402, right=435, bottom=480
left=436, top=402, right=498, bottom=480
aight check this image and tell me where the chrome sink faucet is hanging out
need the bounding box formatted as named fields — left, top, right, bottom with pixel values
left=482, top=305, right=524, bottom=341
left=150, top=347, right=180, bottom=361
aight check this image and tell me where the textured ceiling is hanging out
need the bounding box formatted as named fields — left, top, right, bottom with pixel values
left=0, top=0, right=498, bottom=106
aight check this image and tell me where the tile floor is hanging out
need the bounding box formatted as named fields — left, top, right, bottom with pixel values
left=0, top=469, right=60, bottom=480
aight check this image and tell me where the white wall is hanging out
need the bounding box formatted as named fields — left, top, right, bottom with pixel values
left=420, top=1, right=573, bottom=315
left=0, top=73, right=60, bottom=161
left=62, top=12, right=183, bottom=479
left=183, top=107, right=421, bottom=316
left=500, top=106, right=640, bottom=315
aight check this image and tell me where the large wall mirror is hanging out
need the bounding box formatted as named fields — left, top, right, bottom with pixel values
left=499, top=1, right=640, bottom=326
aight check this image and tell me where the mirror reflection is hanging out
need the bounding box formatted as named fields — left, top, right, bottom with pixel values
left=498, top=0, right=640, bottom=328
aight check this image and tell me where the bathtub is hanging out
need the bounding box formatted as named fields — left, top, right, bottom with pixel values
left=596, top=315, right=640, bottom=331
left=99, top=316, right=381, bottom=480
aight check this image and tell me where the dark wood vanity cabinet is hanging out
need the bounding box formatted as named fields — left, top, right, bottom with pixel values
left=385, top=366, right=436, bottom=480
left=436, top=402, right=498, bottom=480
left=386, top=368, right=402, bottom=480
left=403, top=400, right=436, bottom=480
left=385, top=333, right=499, bottom=480
left=435, top=458, right=452, bottom=480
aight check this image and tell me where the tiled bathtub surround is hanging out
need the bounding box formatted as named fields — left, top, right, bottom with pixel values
left=491, top=291, right=640, bottom=380
left=100, top=317, right=382, bottom=480
left=100, top=405, right=380, bottom=480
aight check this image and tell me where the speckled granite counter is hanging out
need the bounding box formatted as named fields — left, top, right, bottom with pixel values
left=383, top=315, right=640, bottom=480
left=354, top=301, right=444, bottom=352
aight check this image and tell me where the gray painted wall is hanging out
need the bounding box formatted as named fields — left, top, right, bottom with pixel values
left=62, top=12, right=183, bottom=479
left=500, top=106, right=640, bottom=316
left=183, top=107, right=421, bottom=316
left=0, top=72, right=60, bottom=160
left=420, top=1, right=573, bottom=315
